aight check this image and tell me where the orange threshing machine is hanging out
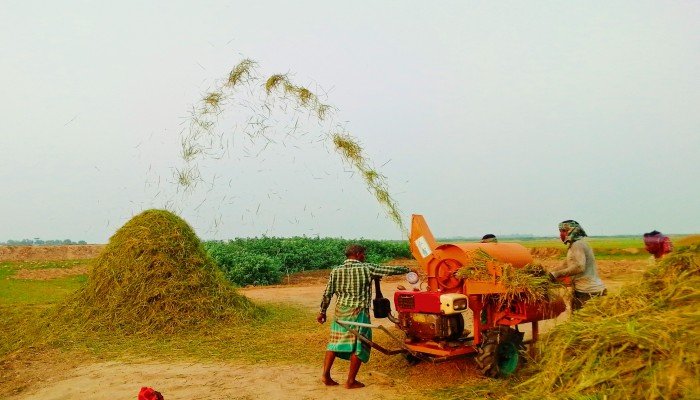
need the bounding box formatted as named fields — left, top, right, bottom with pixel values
left=337, top=214, right=566, bottom=377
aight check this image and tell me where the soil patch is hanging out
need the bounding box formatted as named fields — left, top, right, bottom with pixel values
left=14, top=265, right=88, bottom=280
left=4, top=360, right=413, bottom=400
left=0, top=245, right=104, bottom=262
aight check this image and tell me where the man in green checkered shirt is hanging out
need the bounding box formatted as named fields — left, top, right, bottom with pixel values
left=317, top=244, right=410, bottom=389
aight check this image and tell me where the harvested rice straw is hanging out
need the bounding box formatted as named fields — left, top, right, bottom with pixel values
left=456, top=249, right=565, bottom=304
left=512, top=246, right=700, bottom=399
left=263, top=73, right=332, bottom=121
left=42, top=209, right=259, bottom=336
left=226, top=59, right=257, bottom=88
left=455, top=248, right=494, bottom=281
left=332, top=132, right=405, bottom=233
left=174, top=58, right=406, bottom=235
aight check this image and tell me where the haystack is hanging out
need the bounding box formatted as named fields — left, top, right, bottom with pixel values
left=56, top=209, right=256, bottom=334
left=512, top=245, right=700, bottom=399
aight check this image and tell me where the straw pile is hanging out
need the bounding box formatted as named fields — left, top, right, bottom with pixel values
left=52, top=209, right=256, bottom=334
left=509, top=245, right=700, bottom=399
left=677, top=234, right=700, bottom=247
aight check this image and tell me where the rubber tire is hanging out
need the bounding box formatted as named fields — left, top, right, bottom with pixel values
left=475, top=327, right=524, bottom=378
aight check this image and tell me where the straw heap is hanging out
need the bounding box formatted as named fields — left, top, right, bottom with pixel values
left=52, top=209, right=256, bottom=334
left=512, top=246, right=700, bottom=399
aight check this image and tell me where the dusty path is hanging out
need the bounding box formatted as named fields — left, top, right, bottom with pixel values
left=7, top=361, right=409, bottom=400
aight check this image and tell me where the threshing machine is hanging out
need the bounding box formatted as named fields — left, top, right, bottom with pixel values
left=337, top=214, right=566, bottom=377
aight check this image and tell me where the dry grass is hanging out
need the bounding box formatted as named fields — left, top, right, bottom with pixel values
left=226, top=59, right=256, bottom=88
left=40, top=209, right=259, bottom=336
left=175, top=58, right=404, bottom=234
left=455, top=249, right=565, bottom=304
left=443, top=246, right=700, bottom=400
left=677, top=234, right=700, bottom=247
left=332, top=132, right=405, bottom=233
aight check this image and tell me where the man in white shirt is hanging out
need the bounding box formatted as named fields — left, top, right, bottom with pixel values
left=549, top=220, right=607, bottom=311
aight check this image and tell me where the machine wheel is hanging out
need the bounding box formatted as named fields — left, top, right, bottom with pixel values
left=474, top=327, right=524, bottom=378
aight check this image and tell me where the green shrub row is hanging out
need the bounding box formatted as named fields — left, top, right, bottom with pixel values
left=204, top=237, right=410, bottom=286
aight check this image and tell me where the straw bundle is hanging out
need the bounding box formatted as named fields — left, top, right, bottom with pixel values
left=52, top=209, right=257, bottom=334
left=456, top=249, right=564, bottom=304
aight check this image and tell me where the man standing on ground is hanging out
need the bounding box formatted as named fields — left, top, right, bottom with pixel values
left=549, top=220, right=607, bottom=311
left=317, top=244, right=410, bottom=389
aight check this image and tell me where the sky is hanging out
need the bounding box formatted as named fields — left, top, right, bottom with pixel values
left=1, top=1, right=699, bottom=243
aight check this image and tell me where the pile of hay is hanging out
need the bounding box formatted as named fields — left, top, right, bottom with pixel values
left=677, top=234, right=700, bottom=247
left=511, top=245, right=700, bottom=399
left=53, top=209, right=256, bottom=334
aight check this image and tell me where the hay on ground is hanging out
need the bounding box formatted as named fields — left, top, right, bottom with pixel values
left=515, top=246, right=700, bottom=399
left=49, top=209, right=257, bottom=335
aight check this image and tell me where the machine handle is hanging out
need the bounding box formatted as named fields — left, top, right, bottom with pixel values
left=373, top=277, right=384, bottom=299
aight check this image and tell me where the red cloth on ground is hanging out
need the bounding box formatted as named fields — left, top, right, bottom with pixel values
left=138, top=387, right=164, bottom=400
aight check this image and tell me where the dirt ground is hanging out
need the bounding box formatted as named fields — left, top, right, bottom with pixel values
left=1, top=252, right=649, bottom=400
left=0, top=245, right=104, bottom=262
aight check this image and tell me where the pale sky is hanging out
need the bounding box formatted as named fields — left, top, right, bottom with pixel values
left=1, top=1, right=698, bottom=243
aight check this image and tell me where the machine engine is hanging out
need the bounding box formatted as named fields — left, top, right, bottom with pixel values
left=394, top=291, right=469, bottom=341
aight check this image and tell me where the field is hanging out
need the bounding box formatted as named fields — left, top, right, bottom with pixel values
left=0, top=237, right=690, bottom=400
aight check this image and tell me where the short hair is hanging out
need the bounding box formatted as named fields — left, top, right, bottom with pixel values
left=345, top=244, right=366, bottom=258
left=481, top=234, right=496, bottom=241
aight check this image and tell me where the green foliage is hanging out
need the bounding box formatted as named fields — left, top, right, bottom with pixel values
left=204, top=237, right=411, bottom=286
left=206, top=245, right=283, bottom=286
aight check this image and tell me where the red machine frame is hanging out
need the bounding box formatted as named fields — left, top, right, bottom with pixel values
left=338, top=214, right=567, bottom=374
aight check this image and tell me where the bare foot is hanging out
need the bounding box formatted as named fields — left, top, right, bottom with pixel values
left=321, top=376, right=339, bottom=386
left=345, top=380, right=365, bottom=389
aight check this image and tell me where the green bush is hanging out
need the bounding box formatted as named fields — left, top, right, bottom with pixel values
left=205, top=237, right=410, bottom=285
left=206, top=244, right=283, bottom=286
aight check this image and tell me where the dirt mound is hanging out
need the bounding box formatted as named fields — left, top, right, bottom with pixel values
left=529, top=248, right=563, bottom=258
left=52, top=209, right=257, bottom=334
left=0, top=245, right=104, bottom=262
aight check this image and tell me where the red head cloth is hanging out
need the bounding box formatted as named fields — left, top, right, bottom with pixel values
left=643, top=232, right=673, bottom=259
left=138, top=387, right=164, bottom=400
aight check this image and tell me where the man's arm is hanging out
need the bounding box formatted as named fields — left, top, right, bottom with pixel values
left=551, top=244, right=586, bottom=278
left=369, top=264, right=411, bottom=278
left=319, top=272, right=335, bottom=315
